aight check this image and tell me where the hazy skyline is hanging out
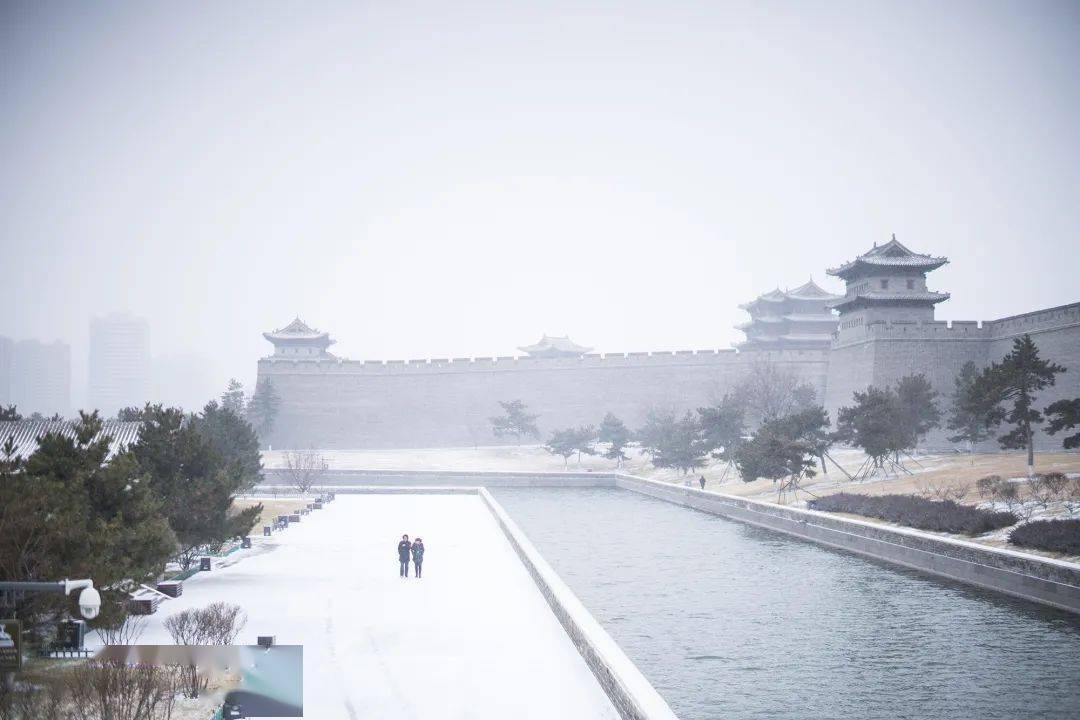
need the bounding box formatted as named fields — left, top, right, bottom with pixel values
left=3, top=1, right=1079, bottom=410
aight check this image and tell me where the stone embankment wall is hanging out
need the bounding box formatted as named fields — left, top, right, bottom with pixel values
left=615, top=475, right=1080, bottom=615
left=480, top=489, right=680, bottom=720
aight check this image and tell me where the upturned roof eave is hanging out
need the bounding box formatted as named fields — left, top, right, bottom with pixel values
left=262, top=331, right=334, bottom=345
left=830, top=291, right=951, bottom=310
left=827, top=256, right=949, bottom=279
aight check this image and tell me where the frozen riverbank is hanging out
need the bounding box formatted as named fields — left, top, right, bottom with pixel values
left=131, top=494, right=619, bottom=719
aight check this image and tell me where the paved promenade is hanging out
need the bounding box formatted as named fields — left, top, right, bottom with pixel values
left=135, top=494, right=618, bottom=719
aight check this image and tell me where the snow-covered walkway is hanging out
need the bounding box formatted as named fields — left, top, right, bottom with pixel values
left=136, top=494, right=619, bottom=719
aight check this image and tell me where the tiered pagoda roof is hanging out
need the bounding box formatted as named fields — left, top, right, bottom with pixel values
left=828, top=236, right=950, bottom=314
left=518, top=334, right=593, bottom=358
left=738, top=288, right=788, bottom=311
left=786, top=279, right=841, bottom=300
left=736, top=279, right=840, bottom=350
left=264, top=318, right=332, bottom=343
left=827, top=236, right=948, bottom=280
left=263, top=318, right=335, bottom=356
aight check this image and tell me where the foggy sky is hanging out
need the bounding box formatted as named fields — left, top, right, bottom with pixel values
left=3, top=0, right=1079, bottom=411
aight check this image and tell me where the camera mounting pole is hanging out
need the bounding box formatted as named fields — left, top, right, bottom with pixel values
left=0, top=578, right=101, bottom=619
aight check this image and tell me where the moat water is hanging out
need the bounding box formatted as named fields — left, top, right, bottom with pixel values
left=492, top=487, right=1080, bottom=720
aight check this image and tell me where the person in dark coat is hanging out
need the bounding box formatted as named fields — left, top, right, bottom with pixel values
left=411, top=538, right=425, bottom=578
left=398, top=534, right=412, bottom=577
left=699, top=475, right=706, bottom=490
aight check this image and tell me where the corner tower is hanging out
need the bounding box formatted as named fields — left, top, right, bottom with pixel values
left=262, top=318, right=335, bottom=359
left=827, top=236, right=949, bottom=336
left=736, top=279, right=839, bottom=350
left=517, top=335, right=592, bottom=358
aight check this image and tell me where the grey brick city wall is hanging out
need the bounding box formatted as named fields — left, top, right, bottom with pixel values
left=258, top=302, right=1078, bottom=451
left=825, top=302, right=1080, bottom=450
left=260, top=348, right=829, bottom=448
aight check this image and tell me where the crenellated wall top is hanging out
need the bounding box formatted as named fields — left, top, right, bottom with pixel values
left=983, top=302, right=1080, bottom=339
left=832, top=300, right=1080, bottom=347
left=257, top=346, right=830, bottom=375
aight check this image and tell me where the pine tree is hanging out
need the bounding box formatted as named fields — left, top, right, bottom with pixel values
left=116, top=405, right=145, bottom=421
left=193, top=400, right=264, bottom=492
left=1046, top=398, right=1080, bottom=450
left=2, top=411, right=176, bottom=632
left=597, top=413, right=631, bottom=467
left=650, top=411, right=706, bottom=475
left=0, top=405, right=21, bottom=421
left=697, top=395, right=745, bottom=463
left=544, top=428, right=577, bottom=468
left=895, top=373, right=941, bottom=451
left=489, top=400, right=540, bottom=445
left=635, top=408, right=675, bottom=460
left=221, top=379, right=246, bottom=416
left=988, top=334, right=1066, bottom=476
left=946, top=361, right=998, bottom=450
left=131, top=405, right=261, bottom=569
left=572, top=425, right=597, bottom=464
left=246, top=378, right=281, bottom=446
left=834, top=386, right=905, bottom=475
left=733, top=407, right=825, bottom=492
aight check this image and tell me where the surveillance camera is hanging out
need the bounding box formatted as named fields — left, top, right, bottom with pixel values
left=79, top=586, right=101, bottom=620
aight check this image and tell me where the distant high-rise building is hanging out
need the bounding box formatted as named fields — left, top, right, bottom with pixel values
left=11, top=339, right=70, bottom=416
left=0, top=335, right=12, bottom=406
left=88, top=313, right=151, bottom=417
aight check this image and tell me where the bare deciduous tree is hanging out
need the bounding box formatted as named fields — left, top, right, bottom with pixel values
left=164, top=602, right=247, bottom=698
left=976, top=475, right=1022, bottom=513
left=0, top=680, right=67, bottom=720
left=284, top=449, right=329, bottom=495
left=1065, top=476, right=1080, bottom=515
left=165, top=602, right=247, bottom=646
left=915, top=478, right=970, bottom=504
left=1028, top=472, right=1069, bottom=509
left=733, top=360, right=816, bottom=428
left=97, top=608, right=149, bottom=646
left=66, top=661, right=183, bottom=720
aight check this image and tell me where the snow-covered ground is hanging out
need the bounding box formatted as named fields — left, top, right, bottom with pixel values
left=129, top=495, right=619, bottom=719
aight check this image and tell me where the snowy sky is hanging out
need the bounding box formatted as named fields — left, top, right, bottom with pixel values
left=2, top=0, right=1079, bottom=410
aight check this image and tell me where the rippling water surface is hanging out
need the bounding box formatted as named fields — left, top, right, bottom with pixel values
left=493, top=488, right=1080, bottom=720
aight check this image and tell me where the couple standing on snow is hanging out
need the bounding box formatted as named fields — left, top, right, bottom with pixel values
left=397, top=534, right=425, bottom=578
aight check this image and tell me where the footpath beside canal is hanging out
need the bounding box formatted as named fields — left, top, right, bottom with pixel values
left=130, top=494, right=627, bottom=720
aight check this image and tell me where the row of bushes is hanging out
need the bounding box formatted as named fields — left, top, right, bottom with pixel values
left=976, top=472, right=1080, bottom=511
left=0, top=661, right=181, bottom=720
left=807, top=493, right=1017, bottom=536
left=1009, top=519, right=1080, bottom=555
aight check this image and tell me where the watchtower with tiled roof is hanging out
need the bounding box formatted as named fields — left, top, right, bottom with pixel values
left=827, top=236, right=949, bottom=328
left=518, top=334, right=593, bottom=358
left=263, top=318, right=336, bottom=359
left=736, top=278, right=840, bottom=350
